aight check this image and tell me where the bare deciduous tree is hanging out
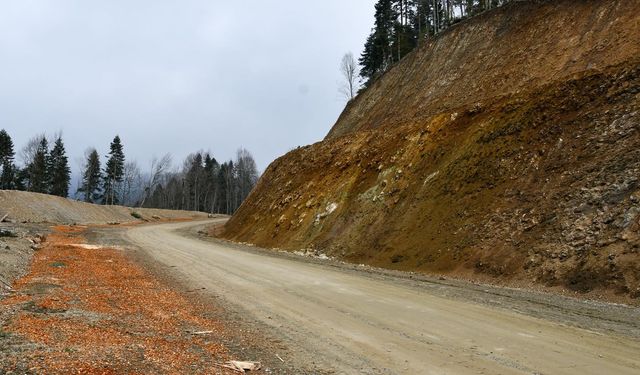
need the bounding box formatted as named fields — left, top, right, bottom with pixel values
left=19, top=133, right=46, bottom=166
left=139, top=153, right=172, bottom=207
left=339, top=52, right=360, bottom=101
left=235, top=148, right=259, bottom=209
left=143, top=149, right=259, bottom=215
left=121, top=160, right=142, bottom=206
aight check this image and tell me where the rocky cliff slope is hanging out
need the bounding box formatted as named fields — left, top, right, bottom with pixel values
left=221, top=0, right=640, bottom=302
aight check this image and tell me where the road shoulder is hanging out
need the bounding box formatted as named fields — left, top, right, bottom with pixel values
left=186, top=222, right=640, bottom=341
left=0, top=224, right=242, bottom=374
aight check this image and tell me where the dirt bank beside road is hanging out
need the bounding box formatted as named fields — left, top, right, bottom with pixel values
left=0, top=190, right=212, bottom=304
left=129, top=220, right=640, bottom=375
left=0, top=190, right=208, bottom=225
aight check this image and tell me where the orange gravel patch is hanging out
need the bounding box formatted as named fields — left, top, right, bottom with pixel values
left=51, top=225, right=88, bottom=234
left=1, top=226, right=236, bottom=374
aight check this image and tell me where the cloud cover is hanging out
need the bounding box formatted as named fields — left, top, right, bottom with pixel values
left=0, top=0, right=374, bottom=173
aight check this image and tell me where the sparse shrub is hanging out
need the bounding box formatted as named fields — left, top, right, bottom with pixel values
left=0, top=328, right=9, bottom=338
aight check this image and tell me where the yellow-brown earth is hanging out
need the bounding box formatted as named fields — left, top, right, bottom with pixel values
left=220, top=0, right=640, bottom=302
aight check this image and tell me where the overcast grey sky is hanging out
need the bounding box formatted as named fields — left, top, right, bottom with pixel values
left=0, top=0, right=374, bottom=174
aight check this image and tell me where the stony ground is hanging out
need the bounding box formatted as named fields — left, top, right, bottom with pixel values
left=0, top=224, right=43, bottom=297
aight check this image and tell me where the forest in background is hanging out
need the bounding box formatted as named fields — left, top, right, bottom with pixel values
left=0, top=129, right=259, bottom=215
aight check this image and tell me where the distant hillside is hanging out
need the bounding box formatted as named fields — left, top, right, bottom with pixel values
left=220, top=0, right=640, bottom=303
left=0, top=190, right=208, bottom=224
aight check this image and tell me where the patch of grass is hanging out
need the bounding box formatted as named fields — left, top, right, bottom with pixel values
left=22, top=301, right=67, bottom=314
left=49, top=262, right=66, bottom=268
left=0, top=328, right=10, bottom=339
left=130, top=211, right=143, bottom=220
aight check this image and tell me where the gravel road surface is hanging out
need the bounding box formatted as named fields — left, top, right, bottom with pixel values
left=124, top=220, right=640, bottom=375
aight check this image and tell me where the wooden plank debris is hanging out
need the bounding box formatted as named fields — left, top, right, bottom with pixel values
left=214, top=361, right=262, bottom=373
left=191, top=330, right=214, bottom=335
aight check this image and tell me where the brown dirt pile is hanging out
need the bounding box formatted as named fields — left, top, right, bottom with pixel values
left=0, top=226, right=236, bottom=374
left=0, top=190, right=208, bottom=224
left=221, top=0, right=640, bottom=303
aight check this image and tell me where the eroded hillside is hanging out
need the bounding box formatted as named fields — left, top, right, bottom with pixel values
left=221, top=0, right=640, bottom=302
left=328, top=0, right=640, bottom=139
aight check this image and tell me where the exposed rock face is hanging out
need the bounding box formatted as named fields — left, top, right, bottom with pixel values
left=222, top=0, right=640, bottom=301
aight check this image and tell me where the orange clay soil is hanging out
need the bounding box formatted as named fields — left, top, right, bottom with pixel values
left=0, top=226, right=237, bottom=374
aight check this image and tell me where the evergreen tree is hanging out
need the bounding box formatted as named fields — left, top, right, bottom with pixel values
left=410, top=0, right=434, bottom=39
left=216, top=163, right=230, bottom=214
left=203, top=154, right=219, bottom=213
left=28, top=137, right=49, bottom=193
left=103, top=135, right=125, bottom=205
left=184, top=152, right=204, bottom=211
left=360, top=0, right=397, bottom=85
left=1, top=161, right=15, bottom=190
left=0, top=129, right=16, bottom=189
left=78, top=149, right=102, bottom=203
left=391, top=1, right=418, bottom=62
left=49, top=136, right=71, bottom=197
left=14, top=168, right=28, bottom=191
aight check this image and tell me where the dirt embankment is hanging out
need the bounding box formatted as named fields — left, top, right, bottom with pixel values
left=0, top=190, right=208, bottom=224
left=0, top=190, right=210, bottom=298
left=327, top=0, right=640, bottom=139
left=0, top=226, right=44, bottom=295
left=221, top=0, right=640, bottom=302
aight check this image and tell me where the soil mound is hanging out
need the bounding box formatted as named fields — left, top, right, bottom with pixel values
left=0, top=190, right=207, bottom=224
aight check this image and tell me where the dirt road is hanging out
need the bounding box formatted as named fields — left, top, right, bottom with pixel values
left=125, top=221, right=640, bottom=375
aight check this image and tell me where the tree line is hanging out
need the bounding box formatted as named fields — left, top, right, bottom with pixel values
left=358, top=0, right=513, bottom=86
left=0, top=129, right=259, bottom=215
left=143, top=149, right=259, bottom=214
left=0, top=130, right=71, bottom=197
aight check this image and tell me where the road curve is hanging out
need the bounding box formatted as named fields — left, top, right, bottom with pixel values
left=125, top=221, right=640, bottom=375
